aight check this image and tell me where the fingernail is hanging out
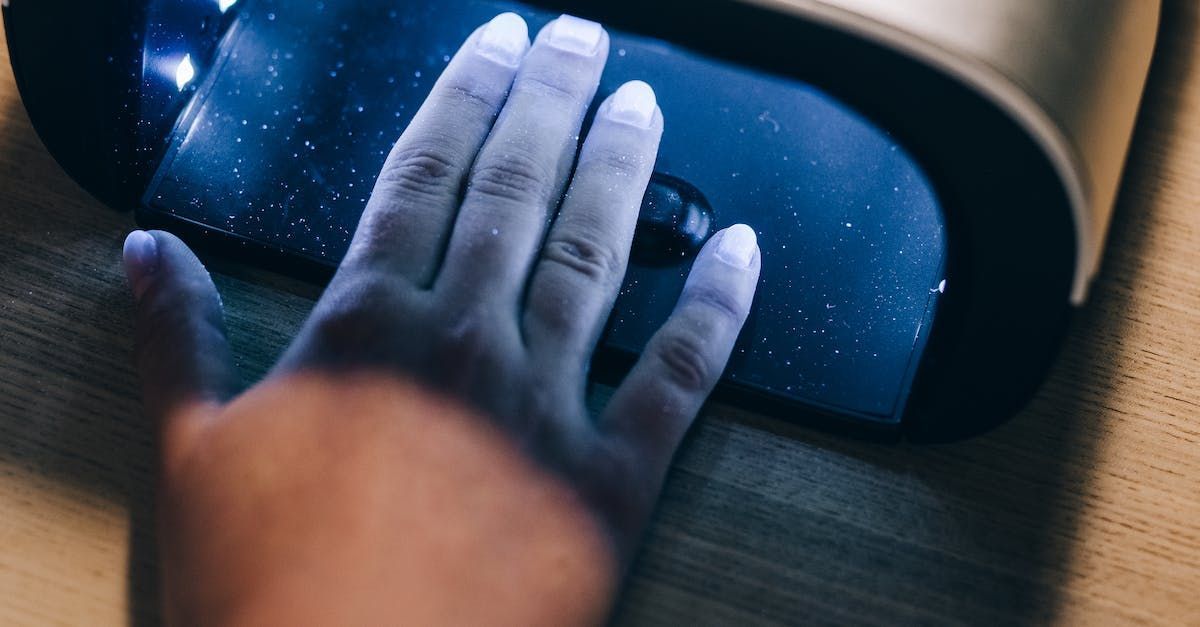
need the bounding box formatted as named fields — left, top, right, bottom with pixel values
left=546, top=15, right=603, bottom=56
left=715, top=224, right=758, bottom=268
left=476, top=13, right=529, bottom=67
left=123, top=230, right=159, bottom=299
left=603, top=80, right=657, bottom=129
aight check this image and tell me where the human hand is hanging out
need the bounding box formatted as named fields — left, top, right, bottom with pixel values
left=124, top=12, right=760, bottom=624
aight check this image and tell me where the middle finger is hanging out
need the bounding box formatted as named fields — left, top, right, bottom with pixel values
left=435, top=15, right=609, bottom=311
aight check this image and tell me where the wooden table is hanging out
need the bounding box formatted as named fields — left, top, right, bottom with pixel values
left=2, top=4, right=1198, bottom=625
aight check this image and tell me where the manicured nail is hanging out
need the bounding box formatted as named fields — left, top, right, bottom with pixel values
left=603, top=80, right=657, bottom=129
left=546, top=15, right=603, bottom=56
left=715, top=224, right=758, bottom=268
left=476, top=13, right=530, bottom=67
left=123, top=230, right=159, bottom=299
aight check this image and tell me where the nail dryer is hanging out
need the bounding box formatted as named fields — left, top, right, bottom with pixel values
left=2, top=0, right=1160, bottom=440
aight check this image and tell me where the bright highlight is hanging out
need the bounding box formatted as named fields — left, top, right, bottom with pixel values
left=176, top=55, right=196, bottom=91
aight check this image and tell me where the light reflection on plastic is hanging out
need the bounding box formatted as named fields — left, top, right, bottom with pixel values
left=218, top=0, right=238, bottom=13
left=176, top=55, right=196, bottom=91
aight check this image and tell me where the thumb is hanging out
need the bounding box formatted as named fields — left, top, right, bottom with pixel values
left=124, top=230, right=237, bottom=427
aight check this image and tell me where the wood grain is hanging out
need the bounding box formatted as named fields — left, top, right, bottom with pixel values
left=1, top=3, right=1198, bottom=625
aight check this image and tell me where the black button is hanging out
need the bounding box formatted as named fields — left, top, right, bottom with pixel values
left=632, top=173, right=715, bottom=265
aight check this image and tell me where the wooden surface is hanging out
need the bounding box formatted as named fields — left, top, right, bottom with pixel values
left=1, top=4, right=1198, bottom=625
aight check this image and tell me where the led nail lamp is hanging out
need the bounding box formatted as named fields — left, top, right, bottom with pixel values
left=3, top=0, right=1159, bottom=440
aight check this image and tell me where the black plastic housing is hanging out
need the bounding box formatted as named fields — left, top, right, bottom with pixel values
left=3, top=0, right=1077, bottom=440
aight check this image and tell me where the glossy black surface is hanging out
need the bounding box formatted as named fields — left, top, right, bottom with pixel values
left=631, top=173, right=714, bottom=266
left=0, top=0, right=232, bottom=208
left=143, top=0, right=946, bottom=423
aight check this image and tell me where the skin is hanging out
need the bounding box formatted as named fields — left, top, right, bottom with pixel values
left=123, top=13, right=761, bottom=626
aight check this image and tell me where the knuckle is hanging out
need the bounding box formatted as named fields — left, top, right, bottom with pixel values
left=430, top=304, right=500, bottom=365
left=375, top=142, right=464, bottom=199
left=542, top=235, right=624, bottom=288
left=469, top=153, right=552, bottom=206
left=577, top=146, right=647, bottom=182
left=441, top=79, right=507, bottom=114
left=309, top=304, right=371, bottom=347
left=582, top=440, right=637, bottom=490
left=683, top=284, right=746, bottom=325
left=526, top=284, right=581, bottom=338
left=514, top=71, right=586, bottom=106
left=652, top=329, right=718, bottom=393
left=516, top=379, right=580, bottom=444
left=311, top=272, right=406, bottom=342
left=522, top=383, right=556, bottom=421
left=578, top=440, right=651, bottom=536
left=423, top=305, right=521, bottom=392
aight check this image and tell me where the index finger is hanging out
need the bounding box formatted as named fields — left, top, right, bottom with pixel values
left=340, top=13, right=530, bottom=287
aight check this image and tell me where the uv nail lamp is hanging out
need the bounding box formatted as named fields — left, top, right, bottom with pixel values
left=3, top=0, right=1159, bottom=440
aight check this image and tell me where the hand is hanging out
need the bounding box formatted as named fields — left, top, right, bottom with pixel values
left=124, top=13, right=760, bottom=625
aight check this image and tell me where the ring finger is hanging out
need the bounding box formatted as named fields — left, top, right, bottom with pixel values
left=523, top=81, right=663, bottom=373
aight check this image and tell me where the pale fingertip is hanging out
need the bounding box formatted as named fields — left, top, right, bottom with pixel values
left=601, top=80, right=658, bottom=130
left=714, top=224, right=758, bottom=268
left=123, top=230, right=159, bottom=300
left=546, top=14, right=604, bottom=56
left=476, top=12, right=530, bottom=67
